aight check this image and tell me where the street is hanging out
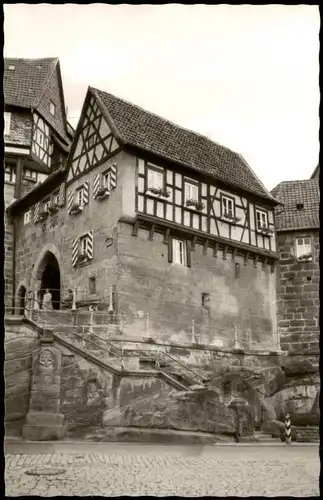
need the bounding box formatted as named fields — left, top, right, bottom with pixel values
left=5, top=441, right=320, bottom=497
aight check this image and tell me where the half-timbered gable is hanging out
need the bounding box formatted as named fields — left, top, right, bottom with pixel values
left=67, top=93, right=120, bottom=183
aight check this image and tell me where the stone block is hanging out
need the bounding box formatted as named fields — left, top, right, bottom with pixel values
left=22, top=423, right=66, bottom=441
left=25, top=411, right=65, bottom=426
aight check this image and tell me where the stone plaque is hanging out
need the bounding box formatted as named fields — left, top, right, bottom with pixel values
left=39, top=349, right=56, bottom=367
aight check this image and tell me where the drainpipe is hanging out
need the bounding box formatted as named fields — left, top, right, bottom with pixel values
left=11, top=215, right=17, bottom=315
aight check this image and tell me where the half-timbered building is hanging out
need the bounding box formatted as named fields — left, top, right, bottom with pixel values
left=4, top=57, right=73, bottom=309
left=8, top=86, right=281, bottom=350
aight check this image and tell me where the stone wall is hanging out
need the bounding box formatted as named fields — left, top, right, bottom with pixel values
left=4, top=183, right=16, bottom=309
left=116, top=222, right=277, bottom=349
left=276, top=230, right=319, bottom=353
left=4, top=317, right=40, bottom=436
left=14, top=150, right=134, bottom=300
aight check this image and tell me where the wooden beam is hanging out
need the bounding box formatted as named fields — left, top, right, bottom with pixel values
left=148, top=224, right=155, bottom=241
left=213, top=242, right=218, bottom=258
left=191, top=235, right=197, bottom=251
left=253, top=254, right=259, bottom=268
left=223, top=245, right=228, bottom=260
left=164, top=228, right=170, bottom=245
left=132, top=220, right=139, bottom=237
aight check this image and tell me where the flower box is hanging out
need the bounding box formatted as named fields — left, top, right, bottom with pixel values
left=298, top=252, right=312, bottom=262
left=185, top=199, right=205, bottom=211
left=48, top=204, right=59, bottom=214
left=147, top=187, right=170, bottom=198
left=95, top=187, right=110, bottom=199
left=76, top=253, right=87, bottom=264
left=70, top=203, right=83, bottom=214
left=38, top=210, right=49, bottom=221
left=222, top=212, right=241, bottom=224
left=258, top=226, right=274, bottom=236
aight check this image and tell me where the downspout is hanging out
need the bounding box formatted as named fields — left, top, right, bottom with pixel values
left=11, top=214, right=17, bottom=315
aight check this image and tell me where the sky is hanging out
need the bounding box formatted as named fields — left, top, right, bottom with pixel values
left=3, top=4, right=320, bottom=191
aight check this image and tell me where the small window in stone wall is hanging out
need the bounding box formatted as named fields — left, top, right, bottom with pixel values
left=235, top=263, right=240, bottom=278
left=89, top=276, right=96, bottom=294
left=24, top=211, right=31, bottom=225
left=202, top=293, right=210, bottom=310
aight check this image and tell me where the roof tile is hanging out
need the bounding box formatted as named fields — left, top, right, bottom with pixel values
left=92, top=87, right=277, bottom=203
left=271, top=179, right=320, bottom=231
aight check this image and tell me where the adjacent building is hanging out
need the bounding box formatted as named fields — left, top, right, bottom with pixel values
left=4, top=57, right=73, bottom=309
left=271, top=169, right=320, bottom=353
left=7, top=86, right=281, bottom=350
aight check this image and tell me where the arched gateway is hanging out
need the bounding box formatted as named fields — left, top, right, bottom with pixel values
left=33, top=250, right=61, bottom=310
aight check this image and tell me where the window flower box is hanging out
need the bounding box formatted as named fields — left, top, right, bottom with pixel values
left=70, top=203, right=83, bottom=215
left=297, top=252, right=312, bottom=262
left=95, top=187, right=110, bottom=200
left=76, top=253, right=87, bottom=264
left=147, top=187, right=170, bottom=198
left=222, top=212, right=241, bottom=224
left=185, top=199, right=205, bottom=211
left=38, top=210, right=49, bottom=221
left=258, top=226, right=274, bottom=236
left=48, top=204, right=59, bottom=214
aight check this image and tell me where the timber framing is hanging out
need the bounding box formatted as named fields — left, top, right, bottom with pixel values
left=119, top=214, right=279, bottom=264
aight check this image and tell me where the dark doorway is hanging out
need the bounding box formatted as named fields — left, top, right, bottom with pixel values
left=40, top=252, right=61, bottom=309
left=17, top=286, right=26, bottom=315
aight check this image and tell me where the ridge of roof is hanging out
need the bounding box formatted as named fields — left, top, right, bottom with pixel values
left=90, top=86, right=278, bottom=204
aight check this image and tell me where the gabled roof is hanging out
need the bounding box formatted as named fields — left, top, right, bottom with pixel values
left=4, top=57, right=70, bottom=144
left=4, top=58, right=57, bottom=108
left=90, top=87, right=278, bottom=204
left=271, top=179, right=320, bottom=231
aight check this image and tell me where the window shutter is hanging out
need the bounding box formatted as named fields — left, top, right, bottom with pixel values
left=58, top=182, right=66, bottom=207
left=72, top=237, right=79, bottom=267
left=186, top=240, right=192, bottom=268
left=168, top=237, right=173, bottom=263
left=83, top=181, right=89, bottom=205
left=110, top=163, right=117, bottom=190
left=86, top=230, right=93, bottom=260
left=93, top=174, right=101, bottom=198
left=67, top=190, right=74, bottom=213
left=33, top=202, right=40, bottom=223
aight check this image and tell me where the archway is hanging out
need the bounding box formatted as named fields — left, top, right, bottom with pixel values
left=17, top=285, right=26, bottom=315
left=38, top=252, right=61, bottom=310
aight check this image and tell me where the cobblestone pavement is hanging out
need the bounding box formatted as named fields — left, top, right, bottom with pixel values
left=5, top=443, right=320, bottom=497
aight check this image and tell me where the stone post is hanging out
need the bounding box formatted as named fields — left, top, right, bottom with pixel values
left=191, top=319, right=195, bottom=343
left=22, top=328, right=66, bottom=441
left=233, top=325, right=239, bottom=349
left=33, top=284, right=40, bottom=310
left=71, top=288, right=76, bottom=311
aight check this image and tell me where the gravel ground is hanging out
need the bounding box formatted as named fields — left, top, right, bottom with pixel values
left=5, top=443, right=320, bottom=497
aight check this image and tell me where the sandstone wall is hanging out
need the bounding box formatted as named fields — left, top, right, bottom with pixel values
left=5, top=318, right=40, bottom=436
left=116, top=222, right=277, bottom=349
left=276, top=230, right=319, bottom=353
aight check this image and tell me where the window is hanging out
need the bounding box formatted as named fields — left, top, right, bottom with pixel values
left=53, top=191, right=60, bottom=206
left=77, top=187, right=85, bottom=207
left=173, top=238, right=186, bottom=266
left=24, top=211, right=31, bottom=225
left=103, top=171, right=111, bottom=189
left=37, top=129, right=44, bottom=146
left=202, top=293, right=210, bottom=310
left=147, top=166, right=163, bottom=190
left=256, top=209, right=268, bottom=230
left=23, top=168, right=38, bottom=181
left=80, top=236, right=88, bottom=255
left=222, top=196, right=234, bottom=218
left=296, top=237, right=312, bottom=259
left=5, top=164, right=16, bottom=183
left=296, top=203, right=304, bottom=210
left=49, top=101, right=56, bottom=116
left=89, top=277, right=96, bottom=294
left=43, top=198, right=51, bottom=212
left=4, top=112, right=11, bottom=136
left=184, top=181, right=198, bottom=203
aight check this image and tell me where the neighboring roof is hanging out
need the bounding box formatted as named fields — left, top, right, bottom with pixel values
left=4, top=57, right=70, bottom=144
left=271, top=179, right=320, bottom=231
left=7, top=167, right=66, bottom=216
left=91, top=87, right=278, bottom=204
left=311, top=163, right=320, bottom=179
left=4, top=58, right=57, bottom=109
